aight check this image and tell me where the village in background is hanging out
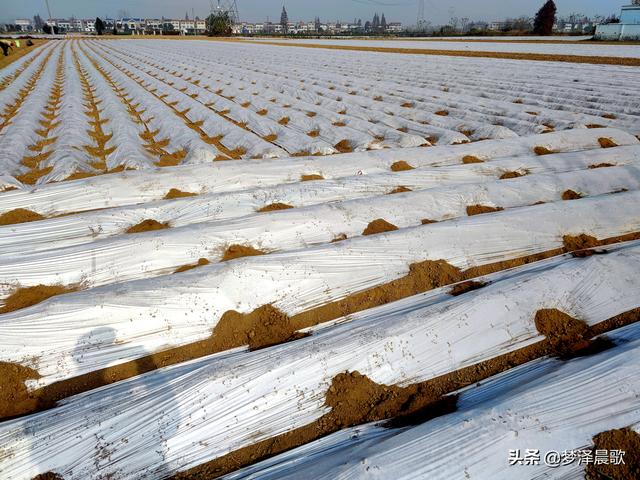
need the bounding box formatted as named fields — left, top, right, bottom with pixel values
left=2, top=1, right=639, bottom=40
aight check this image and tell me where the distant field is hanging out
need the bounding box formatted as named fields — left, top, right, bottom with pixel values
left=0, top=38, right=49, bottom=69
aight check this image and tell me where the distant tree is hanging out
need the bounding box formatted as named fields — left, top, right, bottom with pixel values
left=43, top=23, right=52, bottom=34
left=112, top=24, right=118, bottom=35
left=280, top=6, right=289, bottom=34
left=603, top=14, right=620, bottom=24
left=53, top=25, right=60, bottom=34
left=314, top=16, right=321, bottom=33
left=381, top=13, right=387, bottom=31
left=185, top=11, right=189, bottom=21
left=533, top=0, right=557, bottom=35
left=364, top=20, right=371, bottom=32
left=206, top=11, right=232, bottom=36
left=95, top=17, right=105, bottom=35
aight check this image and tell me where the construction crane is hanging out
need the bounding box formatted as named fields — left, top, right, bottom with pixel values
left=209, top=0, right=240, bottom=24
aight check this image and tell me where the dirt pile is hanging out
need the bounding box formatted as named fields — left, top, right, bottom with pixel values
left=362, top=218, right=399, bottom=235
left=174, top=258, right=210, bottom=273
left=0, top=362, right=41, bottom=418
left=598, top=137, right=618, bottom=148
left=586, top=428, right=640, bottom=480
left=0, top=208, right=46, bottom=226
left=221, top=245, right=265, bottom=262
left=126, top=219, right=169, bottom=234
left=462, top=155, right=483, bottom=164
left=533, top=146, right=553, bottom=155
left=562, top=189, right=583, bottom=200
left=300, top=174, right=324, bottom=181
left=499, top=171, right=525, bottom=179
left=257, top=203, right=294, bottom=212
left=1, top=284, right=77, bottom=314
left=164, top=188, right=198, bottom=199
left=390, top=160, right=414, bottom=171
left=421, top=219, right=437, bottom=225
left=388, top=186, right=412, bottom=194
left=588, top=163, right=615, bottom=169
left=466, top=205, right=504, bottom=216
left=334, top=140, right=353, bottom=153
left=535, top=309, right=604, bottom=358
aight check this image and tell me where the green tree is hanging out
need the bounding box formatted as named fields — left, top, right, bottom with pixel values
left=206, top=11, right=232, bottom=36
left=533, top=0, right=557, bottom=35
left=95, top=17, right=105, bottom=35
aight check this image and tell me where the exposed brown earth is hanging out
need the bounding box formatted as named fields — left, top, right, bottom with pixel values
left=562, top=189, right=583, bottom=200
left=390, top=160, right=414, bottom=171
left=586, top=428, right=640, bottom=480
left=0, top=208, right=45, bottom=226
left=466, top=205, right=504, bottom=216
left=533, top=146, right=553, bottom=155
left=598, top=137, right=618, bottom=148
left=1, top=284, right=78, bottom=314
left=174, top=258, right=210, bottom=273
left=588, top=163, right=615, bottom=169
left=164, top=188, right=198, bottom=199
left=462, top=155, right=483, bottom=164
left=126, top=219, right=170, bottom=234
left=221, top=244, right=265, bottom=262
left=362, top=218, right=399, bottom=235
left=257, top=203, right=294, bottom=212
left=499, top=171, right=526, bottom=179
left=449, top=280, right=487, bottom=297
left=388, top=186, right=412, bottom=194
left=421, top=219, right=438, bottom=225
left=300, top=174, right=324, bottom=181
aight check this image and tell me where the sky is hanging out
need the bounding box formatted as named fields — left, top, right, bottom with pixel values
left=2, top=0, right=629, bottom=25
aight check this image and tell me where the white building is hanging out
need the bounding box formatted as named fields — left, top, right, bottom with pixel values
left=595, top=1, right=640, bottom=40
left=15, top=19, right=33, bottom=31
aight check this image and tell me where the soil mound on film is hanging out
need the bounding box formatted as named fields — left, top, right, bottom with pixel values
left=362, top=218, right=399, bottom=235
left=466, top=204, right=504, bottom=216
left=462, top=155, right=483, bottom=164
left=586, top=428, right=640, bottom=480
left=0, top=208, right=45, bottom=226
left=390, top=160, right=414, bottom=171
left=562, top=189, right=583, bottom=200
left=126, top=219, right=169, bottom=234
left=221, top=245, right=265, bottom=262
left=257, top=203, right=294, bottom=212
left=164, top=188, right=198, bottom=199
left=1, top=284, right=77, bottom=314
left=174, top=258, right=210, bottom=273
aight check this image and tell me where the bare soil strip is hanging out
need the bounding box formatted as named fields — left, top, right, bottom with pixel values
left=2, top=232, right=638, bottom=420
left=240, top=40, right=640, bottom=67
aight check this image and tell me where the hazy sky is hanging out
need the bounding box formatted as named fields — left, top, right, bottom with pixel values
left=2, top=0, right=628, bottom=25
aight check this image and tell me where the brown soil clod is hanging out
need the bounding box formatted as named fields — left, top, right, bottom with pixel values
left=462, top=155, right=483, bottom=164
left=435, top=110, right=449, bottom=116
left=598, top=137, right=618, bottom=149
left=586, top=428, right=640, bottom=480
left=562, top=234, right=607, bottom=258
left=390, top=160, right=414, bottom=171
left=562, top=189, right=583, bottom=201
left=589, top=163, right=615, bottom=169
left=1, top=284, right=78, bottom=314
left=300, top=174, right=324, bottom=181
left=499, top=171, right=525, bottom=180
left=466, top=205, right=504, bottom=216
left=164, top=188, right=198, bottom=200
left=32, top=473, right=64, bottom=480
left=0, top=362, right=41, bottom=418
left=334, top=140, right=353, bottom=153
left=449, top=280, right=487, bottom=297
left=257, top=203, right=294, bottom=213
left=0, top=208, right=46, bottom=226
left=125, top=219, right=170, bottom=234
left=534, top=146, right=553, bottom=155
left=174, top=258, right=210, bottom=274
left=212, top=305, right=305, bottom=351
left=221, top=244, right=265, bottom=262
left=307, top=130, right=320, bottom=138
left=363, top=218, right=399, bottom=236
left=388, top=186, right=412, bottom=194
left=601, top=113, right=617, bottom=120
left=534, top=309, right=613, bottom=359
left=421, top=219, right=437, bottom=225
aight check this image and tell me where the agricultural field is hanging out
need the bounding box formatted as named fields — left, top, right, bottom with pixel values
left=0, top=38, right=639, bottom=479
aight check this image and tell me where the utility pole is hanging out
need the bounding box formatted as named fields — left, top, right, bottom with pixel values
left=44, top=0, right=53, bottom=20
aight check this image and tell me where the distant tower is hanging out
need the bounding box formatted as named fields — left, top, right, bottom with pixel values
left=280, top=5, right=289, bottom=33
left=211, top=0, right=240, bottom=24
left=417, top=0, right=426, bottom=30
